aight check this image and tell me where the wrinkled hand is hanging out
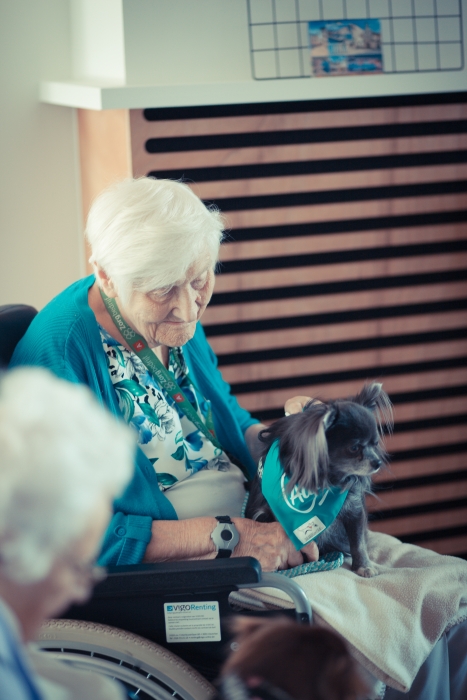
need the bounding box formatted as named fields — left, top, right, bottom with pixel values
left=284, top=395, right=313, bottom=415
left=232, top=518, right=319, bottom=572
left=301, top=541, right=320, bottom=562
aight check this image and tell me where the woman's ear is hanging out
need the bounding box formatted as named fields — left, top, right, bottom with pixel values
left=93, top=263, right=118, bottom=299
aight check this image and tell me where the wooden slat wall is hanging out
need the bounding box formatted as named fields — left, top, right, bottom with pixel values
left=130, top=93, right=467, bottom=558
left=77, top=109, right=132, bottom=271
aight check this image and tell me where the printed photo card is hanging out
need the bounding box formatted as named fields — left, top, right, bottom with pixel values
left=309, top=19, right=383, bottom=77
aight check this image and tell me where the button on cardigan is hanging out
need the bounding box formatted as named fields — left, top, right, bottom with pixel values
left=10, top=276, right=258, bottom=565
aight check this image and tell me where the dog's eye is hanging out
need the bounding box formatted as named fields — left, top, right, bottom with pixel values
left=348, top=444, right=360, bottom=454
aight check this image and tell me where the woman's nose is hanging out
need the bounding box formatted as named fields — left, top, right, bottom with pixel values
left=172, top=286, right=198, bottom=321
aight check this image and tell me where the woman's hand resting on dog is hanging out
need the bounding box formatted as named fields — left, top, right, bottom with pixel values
left=245, top=396, right=314, bottom=462
left=284, top=395, right=314, bottom=415
left=232, top=518, right=319, bottom=571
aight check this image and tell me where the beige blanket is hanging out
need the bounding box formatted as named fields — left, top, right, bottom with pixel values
left=231, top=531, right=467, bottom=693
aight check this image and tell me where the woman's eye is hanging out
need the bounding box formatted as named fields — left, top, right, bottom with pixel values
left=192, top=274, right=208, bottom=290
left=151, top=287, right=172, bottom=300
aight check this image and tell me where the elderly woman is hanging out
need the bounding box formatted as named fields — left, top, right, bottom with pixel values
left=10, top=177, right=316, bottom=572
left=10, top=178, right=467, bottom=700
left=0, top=367, right=134, bottom=699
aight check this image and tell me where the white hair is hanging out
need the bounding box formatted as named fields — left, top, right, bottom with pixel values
left=85, top=178, right=224, bottom=300
left=0, top=368, right=135, bottom=584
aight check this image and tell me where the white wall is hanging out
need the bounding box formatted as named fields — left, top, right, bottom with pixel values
left=123, top=0, right=251, bottom=85
left=71, top=0, right=125, bottom=81
left=0, top=0, right=84, bottom=310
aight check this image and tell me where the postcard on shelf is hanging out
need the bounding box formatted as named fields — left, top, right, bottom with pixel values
left=309, top=19, right=383, bottom=77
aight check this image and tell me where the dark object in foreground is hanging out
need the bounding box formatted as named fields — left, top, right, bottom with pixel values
left=218, top=616, right=367, bottom=700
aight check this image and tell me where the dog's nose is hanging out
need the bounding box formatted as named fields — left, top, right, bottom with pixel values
left=371, top=457, right=382, bottom=470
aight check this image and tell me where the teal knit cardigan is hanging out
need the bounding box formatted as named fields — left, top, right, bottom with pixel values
left=10, top=276, right=258, bottom=565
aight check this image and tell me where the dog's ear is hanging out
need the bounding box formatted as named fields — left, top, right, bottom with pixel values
left=354, top=382, right=394, bottom=436
left=279, top=401, right=331, bottom=492
left=323, top=404, right=339, bottom=431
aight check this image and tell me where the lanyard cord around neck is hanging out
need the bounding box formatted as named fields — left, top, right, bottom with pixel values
left=100, top=289, right=224, bottom=452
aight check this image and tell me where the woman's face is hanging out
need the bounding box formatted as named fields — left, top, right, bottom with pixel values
left=22, top=502, right=111, bottom=640
left=43, top=500, right=111, bottom=618
left=117, top=254, right=215, bottom=348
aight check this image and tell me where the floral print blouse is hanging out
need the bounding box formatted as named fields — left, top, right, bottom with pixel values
left=99, top=325, right=231, bottom=493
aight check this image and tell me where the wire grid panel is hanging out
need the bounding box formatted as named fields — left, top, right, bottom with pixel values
left=247, top=0, right=464, bottom=79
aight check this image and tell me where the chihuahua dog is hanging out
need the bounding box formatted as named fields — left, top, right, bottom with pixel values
left=245, top=383, right=393, bottom=577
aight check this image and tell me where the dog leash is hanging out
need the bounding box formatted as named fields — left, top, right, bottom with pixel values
left=277, top=551, right=344, bottom=577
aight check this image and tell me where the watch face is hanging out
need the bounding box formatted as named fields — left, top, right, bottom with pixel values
left=212, top=521, right=240, bottom=552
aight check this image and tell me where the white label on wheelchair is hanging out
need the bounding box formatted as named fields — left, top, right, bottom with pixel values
left=164, top=601, right=221, bottom=643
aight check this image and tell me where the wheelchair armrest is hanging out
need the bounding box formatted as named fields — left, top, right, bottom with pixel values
left=94, top=557, right=262, bottom=598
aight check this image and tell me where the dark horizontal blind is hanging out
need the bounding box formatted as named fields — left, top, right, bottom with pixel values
left=130, top=92, right=467, bottom=558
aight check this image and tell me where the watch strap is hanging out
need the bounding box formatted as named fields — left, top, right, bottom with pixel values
left=216, top=548, right=232, bottom=558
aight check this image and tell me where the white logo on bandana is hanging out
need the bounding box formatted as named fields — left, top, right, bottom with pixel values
left=281, top=474, right=330, bottom=513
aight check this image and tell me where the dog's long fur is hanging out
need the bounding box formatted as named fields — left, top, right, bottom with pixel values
left=245, top=383, right=393, bottom=577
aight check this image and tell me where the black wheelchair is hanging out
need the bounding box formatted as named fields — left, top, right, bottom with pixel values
left=38, top=559, right=311, bottom=700
left=1, top=304, right=312, bottom=700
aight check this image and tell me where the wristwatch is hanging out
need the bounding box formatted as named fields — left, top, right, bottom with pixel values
left=211, top=516, right=240, bottom=558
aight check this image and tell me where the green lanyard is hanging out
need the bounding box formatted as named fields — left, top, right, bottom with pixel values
left=100, top=289, right=222, bottom=451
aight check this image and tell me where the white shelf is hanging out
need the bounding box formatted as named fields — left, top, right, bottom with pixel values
left=40, top=72, right=467, bottom=111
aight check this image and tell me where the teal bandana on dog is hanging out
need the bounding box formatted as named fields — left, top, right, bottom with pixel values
left=260, top=440, right=349, bottom=550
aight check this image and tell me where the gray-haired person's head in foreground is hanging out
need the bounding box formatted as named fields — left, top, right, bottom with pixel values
left=0, top=367, right=135, bottom=642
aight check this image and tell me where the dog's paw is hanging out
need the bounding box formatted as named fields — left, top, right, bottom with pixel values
left=355, top=565, right=379, bottom=578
